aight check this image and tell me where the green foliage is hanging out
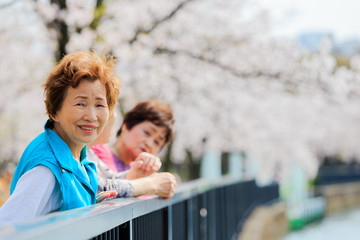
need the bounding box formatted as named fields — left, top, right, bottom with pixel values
left=90, top=0, right=106, bottom=30
left=162, top=149, right=202, bottom=181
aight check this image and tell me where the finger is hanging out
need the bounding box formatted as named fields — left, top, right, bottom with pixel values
left=107, top=190, right=118, bottom=198
left=96, top=193, right=104, bottom=202
left=149, top=157, right=160, bottom=170
left=139, top=153, right=155, bottom=170
left=147, top=158, right=156, bottom=171
left=152, top=158, right=162, bottom=171
left=139, top=152, right=150, bottom=163
left=163, top=190, right=174, bottom=199
left=96, top=191, right=118, bottom=203
left=172, top=178, right=177, bottom=187
left=96, top=193, right=108, bottom=203
left=133, top=160, right=144, bottom=169
left=141, top=157, right=150, bottom=170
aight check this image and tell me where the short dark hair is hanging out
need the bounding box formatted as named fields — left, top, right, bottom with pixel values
left=117, top=100, right=175, bottom=146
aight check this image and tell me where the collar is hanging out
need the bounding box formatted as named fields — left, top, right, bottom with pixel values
left=44, top=120, right=89, bottom=172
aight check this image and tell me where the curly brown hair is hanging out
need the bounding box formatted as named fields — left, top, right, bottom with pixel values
left=43, top=51, right=121, bottom=119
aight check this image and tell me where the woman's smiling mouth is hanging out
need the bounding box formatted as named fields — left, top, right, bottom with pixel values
left=79, top=125, right=96, bottom=133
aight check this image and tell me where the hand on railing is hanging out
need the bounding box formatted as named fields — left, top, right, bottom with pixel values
left=130, top=172, right=177, bottom=199
left=126, top=152, right=162, bottom=180
left=96, top=190, right=118, bottom=203
left=151, top=172, right=177, bottom=199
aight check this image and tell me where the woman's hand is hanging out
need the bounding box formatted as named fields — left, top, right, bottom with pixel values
left=130, top=172, right=177, bottom=199
left=126, top=152, right=162, bottom=180
left=96, top=190, right=118, bottom=203
left=151, top=172, right=177, bottom=199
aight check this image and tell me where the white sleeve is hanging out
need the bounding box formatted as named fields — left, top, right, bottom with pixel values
left=0, top=165, right=62, bottom=227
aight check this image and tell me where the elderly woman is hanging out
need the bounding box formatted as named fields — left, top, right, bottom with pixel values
left=89, top=100, right=177, bottom=199
left=0, top=51, right=120, bottom=225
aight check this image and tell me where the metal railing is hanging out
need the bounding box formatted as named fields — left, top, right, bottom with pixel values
left=316, top=165, right=360, bottom=185
left=0, top=176, right=279, bottom=240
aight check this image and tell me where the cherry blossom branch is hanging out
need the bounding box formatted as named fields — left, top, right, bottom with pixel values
left=129, top=0, right=194, bottom=44
left=154, top=47, right=281, bottom=79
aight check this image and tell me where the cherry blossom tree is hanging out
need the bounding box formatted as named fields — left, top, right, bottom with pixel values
left=1, top=0, right=360, bottom=184
left=0, top=1, right=54, bottom=162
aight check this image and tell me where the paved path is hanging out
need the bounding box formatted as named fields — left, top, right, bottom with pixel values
left=282, top=208, right=360, bottom=240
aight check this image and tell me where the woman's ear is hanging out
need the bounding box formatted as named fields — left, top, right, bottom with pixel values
left=116, top=124, right=126, bottom=138
left=50, top=114, right=59, bottom=122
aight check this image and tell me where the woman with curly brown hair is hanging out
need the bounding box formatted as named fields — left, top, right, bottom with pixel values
left=0, top=51, right=120, bottom=226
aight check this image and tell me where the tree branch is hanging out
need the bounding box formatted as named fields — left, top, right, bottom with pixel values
left=89, top=0, right=106, bottom=30
left=154, top=47, right=281, bottom=79
left=129, top=0, right=194, bottom=45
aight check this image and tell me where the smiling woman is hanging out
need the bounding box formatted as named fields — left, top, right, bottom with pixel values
left=0, top=51, right=120, bottom=227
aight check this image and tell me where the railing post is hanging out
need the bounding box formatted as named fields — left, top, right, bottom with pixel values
left=129, top=219, right=133, bottom=240
left=199, top=193, right=208, bottom=240
left=168, top=205, right=173, bottom=240
left=187, top=198, right=194, bottom=240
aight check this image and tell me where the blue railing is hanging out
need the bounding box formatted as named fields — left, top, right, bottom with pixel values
left=0, top=176, right=279, bottom=240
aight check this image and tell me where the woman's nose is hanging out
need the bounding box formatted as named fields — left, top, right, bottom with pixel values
left=84, top=107, right=97, bottom=121
left=144, top=139, right=153, bottom=153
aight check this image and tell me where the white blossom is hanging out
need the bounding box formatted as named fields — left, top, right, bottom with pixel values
left=1, top=0, right=360, bottom=183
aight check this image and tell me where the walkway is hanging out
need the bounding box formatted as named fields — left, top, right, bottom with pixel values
left=282, top=208, right=360, bottom=240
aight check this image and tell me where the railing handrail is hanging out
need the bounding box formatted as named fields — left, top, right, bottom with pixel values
left=0, top=175, right=251, bottom=240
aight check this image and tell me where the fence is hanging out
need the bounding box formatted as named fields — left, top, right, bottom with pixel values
left=316, top=165, right=360, bottom=185
left=0, top=176, right=279, bottom=240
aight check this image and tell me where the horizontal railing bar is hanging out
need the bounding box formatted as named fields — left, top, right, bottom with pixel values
left=0, top=176, right=246, bottom=240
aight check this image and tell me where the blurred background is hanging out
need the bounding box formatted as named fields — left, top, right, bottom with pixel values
left=1, top=0, right=360, bottom=207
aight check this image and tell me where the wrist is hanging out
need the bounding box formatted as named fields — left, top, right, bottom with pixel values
left=147, top=174, right=157, bottom=195
left=126, top=169, right=139, bottom=180
left=130, top=175, right=157, bottom=196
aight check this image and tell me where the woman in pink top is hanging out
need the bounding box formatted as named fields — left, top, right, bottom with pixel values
left=90, top=100, right=176, bottom=199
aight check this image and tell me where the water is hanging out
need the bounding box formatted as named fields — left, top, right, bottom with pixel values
left=282, top=208, right=360, bottom=240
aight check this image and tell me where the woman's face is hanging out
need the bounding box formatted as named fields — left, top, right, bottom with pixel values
left=52, top=80, right=109, bottom=152
left=120, top=121, right=167, bottom=163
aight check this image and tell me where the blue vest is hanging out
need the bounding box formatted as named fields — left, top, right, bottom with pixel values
left=10, top=121, right=98, bottom=211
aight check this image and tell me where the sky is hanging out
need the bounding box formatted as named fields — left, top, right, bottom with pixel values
left=256, top=0, right=360, bottom=42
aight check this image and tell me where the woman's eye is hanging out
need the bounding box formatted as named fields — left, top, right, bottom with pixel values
left=76, top=103, right=85, bottom=107
left=154, top=140, right=160, bottom=146
left=144, top=130, right=150, bottom=136
left=96, top=104, right=105, bottom=107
